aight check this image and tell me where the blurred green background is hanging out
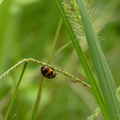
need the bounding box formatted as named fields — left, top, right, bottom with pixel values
left=0, top=0, right=120, bottom=120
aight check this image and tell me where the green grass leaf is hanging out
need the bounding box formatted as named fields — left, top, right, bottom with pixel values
left=56, top=0, right=120, bottom=119
left=4, top=62, right=28, bottom=120
left=56, top=0, right=109, bottom=119
left=76, top=0, right=120, bottom=119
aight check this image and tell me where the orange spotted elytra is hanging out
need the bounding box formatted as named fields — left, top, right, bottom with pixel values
left=41, top=66, right=56, bottom=79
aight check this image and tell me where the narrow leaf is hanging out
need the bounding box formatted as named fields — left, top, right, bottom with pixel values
left=76, top=0, right=120, bottom=119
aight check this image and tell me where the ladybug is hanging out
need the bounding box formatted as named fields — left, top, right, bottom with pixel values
left=41, top=66, right=56, bottom=79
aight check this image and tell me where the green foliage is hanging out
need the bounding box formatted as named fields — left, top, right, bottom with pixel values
left=0, top=0, right=120, bottom=120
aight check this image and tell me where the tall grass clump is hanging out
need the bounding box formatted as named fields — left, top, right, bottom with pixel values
left=0, top=0, right=120, bottom=120
left=56, top=0, right=120, bottom=120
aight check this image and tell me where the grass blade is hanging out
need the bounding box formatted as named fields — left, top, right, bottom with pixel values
left=4, top=62, right=28, bottom=120
left=56, top=0, right=109, bottom=119
left=76, top=0, right=120, bottom=119
left=31, top=18, right=62, bottom=120
left=87, top=107, right=101, bottom=120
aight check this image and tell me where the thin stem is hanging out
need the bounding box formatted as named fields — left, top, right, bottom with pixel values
left=87, top=107, right=101, bottom=120
left=0, top=58, right=91, bottom=90
left=31, top=18, right=63, bottom=120
left=4, top=62, right=28, bottom=120
left=48, top=18, right=62, bottom=63
left=31, top=77, right=45, bottom=120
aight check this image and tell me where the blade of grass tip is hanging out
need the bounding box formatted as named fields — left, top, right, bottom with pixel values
left=56, top=0, right=109, bottom=119
left=76, top=0, right=120, bottom=119
left=54, top=41, right=71, bottom=56
left=4, top=62, right=28, bottom=120
left=31, top=18, right=62, bottom=120
left=31, top=76, right=45, bottom=120
left=87, top=107, right=101, bottom=120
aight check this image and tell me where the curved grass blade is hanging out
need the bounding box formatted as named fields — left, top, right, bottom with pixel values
left=87, top=107, right=101, bottom=120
